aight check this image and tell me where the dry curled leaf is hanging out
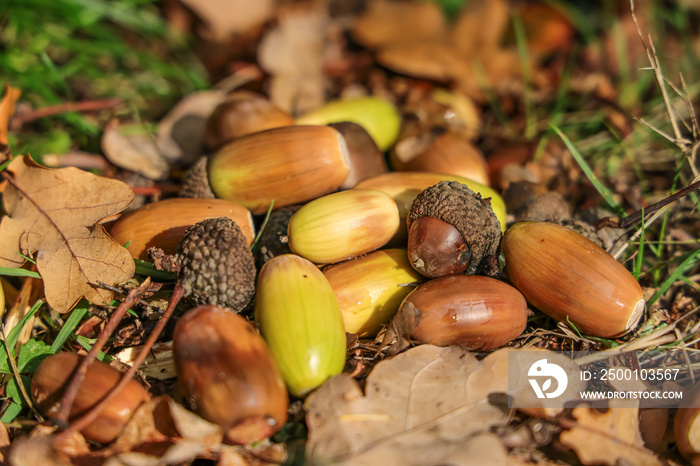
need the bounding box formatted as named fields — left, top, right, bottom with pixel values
left=101, top=120, right=170, bottom=180
left=0, top=85, right=21, bottom=150
left=559, top=400, right=663, bottom=466
left=305, top=345, right=511, bottom=465
left=0, top=155, right=135, bottom=313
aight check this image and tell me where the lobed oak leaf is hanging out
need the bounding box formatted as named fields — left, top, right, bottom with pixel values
left=305, top=345, right=512, bottom=465
left=0, top=155, right=135, bottom=313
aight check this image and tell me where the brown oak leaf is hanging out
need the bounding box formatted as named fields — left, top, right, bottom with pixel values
left=0, top=155, right=135, bottom=313
left=560, top=400, right=663, bottom=466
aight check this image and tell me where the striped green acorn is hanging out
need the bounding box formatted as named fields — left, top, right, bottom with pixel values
left=255, top=254, right=346, bottom=397
left=295, top=96, right=401, bottom=151
left=288, top=189, right=400, bottom=264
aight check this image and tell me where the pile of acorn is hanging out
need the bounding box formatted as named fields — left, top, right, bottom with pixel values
left=29, top=91, right=697, bottom=462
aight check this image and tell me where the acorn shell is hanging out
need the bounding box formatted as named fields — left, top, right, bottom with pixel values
left=109, top=198, right=254, bottom=260
left=394, top=275, right=527, bottom=350
left=287, top=189, right=400, bottom=264
left=208, top=125, right=350, bottom=214
left=31, top=352, right=150, bottom=444
left=501, top=221, right=645, bottom=338
left=173, top=305, right=288, bottom=444
left=255, top=254, right=346, bottom=397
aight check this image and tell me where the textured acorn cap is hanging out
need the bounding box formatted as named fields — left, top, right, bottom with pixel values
left=179, top=156, right=214, bottom=199
left=176, top=217, right=255, bottom=311
left=407, top=180, right=501, bottom=276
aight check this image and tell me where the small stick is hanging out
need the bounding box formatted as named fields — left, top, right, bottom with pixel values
left=12, top=98, right=122, bottom=126
left=601, top=177, right=700, bottom=230
left=56, top=282, right=185, bottom=442
left=52, top=278, right=151, bottom=423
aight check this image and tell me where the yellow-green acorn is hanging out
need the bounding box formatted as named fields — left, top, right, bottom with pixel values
left=295, top=96, right=401, bottom=151
left=255, top=254, right=346, bottom=397
left=323, top=248, right=423, bottom=337
left=287, top=189, right=400, bottom=264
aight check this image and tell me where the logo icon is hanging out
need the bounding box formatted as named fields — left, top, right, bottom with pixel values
left=528, top=359, right=568, bottom=399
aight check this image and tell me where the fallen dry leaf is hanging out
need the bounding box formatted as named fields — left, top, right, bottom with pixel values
left=0, top=155, right=135, bottom=313
left=352, top=0, right=446, bottom=49
left=0, top=85, right=21, bottom=150
left=304, top=345, right=511, bottom=465
left=156, top=90, right=226, bottom=166
left=178, top=0, right=274, bottom=41
left=257, top=7, right=327, bottom=115
left=101, top=120, right=170, bottom=180
left=559, top=400, right=663, bottom=466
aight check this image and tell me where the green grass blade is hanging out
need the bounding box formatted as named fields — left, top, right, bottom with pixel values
left=51, top=306, right=89, bottom=353
left=649, top=249, right=700, bottom=305
left=550, top=124, right=626, bottom=217
left=0, top=268, right=41, bottom=279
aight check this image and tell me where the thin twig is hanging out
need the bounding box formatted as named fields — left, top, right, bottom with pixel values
left=52, top=278, right=151, bottom=423
left=0, top=322, right=44, bottom=421
left=56, top=281, right=185, bottom=442
left=12, top=98, right=122, bottom=126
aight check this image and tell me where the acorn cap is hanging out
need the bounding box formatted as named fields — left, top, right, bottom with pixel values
left=256, top=205, right=301, bottom=268
left=179, top=156, right=214, bottom=199
left=176, top=217, right=255, bottom=311
left=407, top=180, right=501, bottom=276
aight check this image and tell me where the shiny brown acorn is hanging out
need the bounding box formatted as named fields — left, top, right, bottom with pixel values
left=392, top=275, right=528, bottom=350
left=203, top=90, right=294, bottom=149
left=31, top=352, right=150, bottom=444
left=501, top=221, right=645, bottom=338
left=173, top=305, right=288, bottom=444
left=109, top=198, right=255, bottom=260
left=207, top=125, right=350, bottom=214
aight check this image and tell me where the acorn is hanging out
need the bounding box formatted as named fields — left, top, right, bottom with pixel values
left=501, top=222, right=645, bottom=338
left=329, top=122, right=388, bottom=189
left=203, top=90, right=294, bottom=149
left=175, top=217, right=256, bottom=311
left=323, top=249, right=423, bottom=337
left=354, top=172, right=506, bottom=245
left=173, top=305, right=288, bottom=444
left=31, top=352, right=150, bottom=444
left=390, top=275, right=527, bottom=350
left=287, top=189, right=400, bottom=264
left=295, top=96, right=401, bottom=151
left=207, top=125, right=350, bottom=214
left=255, top=254, right=346, bottom=397
left=391, top=130, right=489, bottom=186
left=406, top=181, right=502, bottom=277
left=109, top=198, right=255, bottom=260
left=674, top=384, right=700, bottom=463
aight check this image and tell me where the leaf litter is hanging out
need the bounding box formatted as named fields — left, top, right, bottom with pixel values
left=1, top=0, right=699, bottom=465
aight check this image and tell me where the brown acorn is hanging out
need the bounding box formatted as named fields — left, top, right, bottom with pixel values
left=390, top=275, right=527, bottom=350
left=501, top=221, right=645, bottom=338
left=392, top=130, right=489, bottom=186
left=31, top=352, right=150, bottom=444
left=109, top=198, right=255, bottom=260
left=207, top=125, right=350, bottom=214
left=203, top=90, right=294, bottom=149
left=406, top=180, right=501, bottom=277
left=173, top=305, right=289, bottom=444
